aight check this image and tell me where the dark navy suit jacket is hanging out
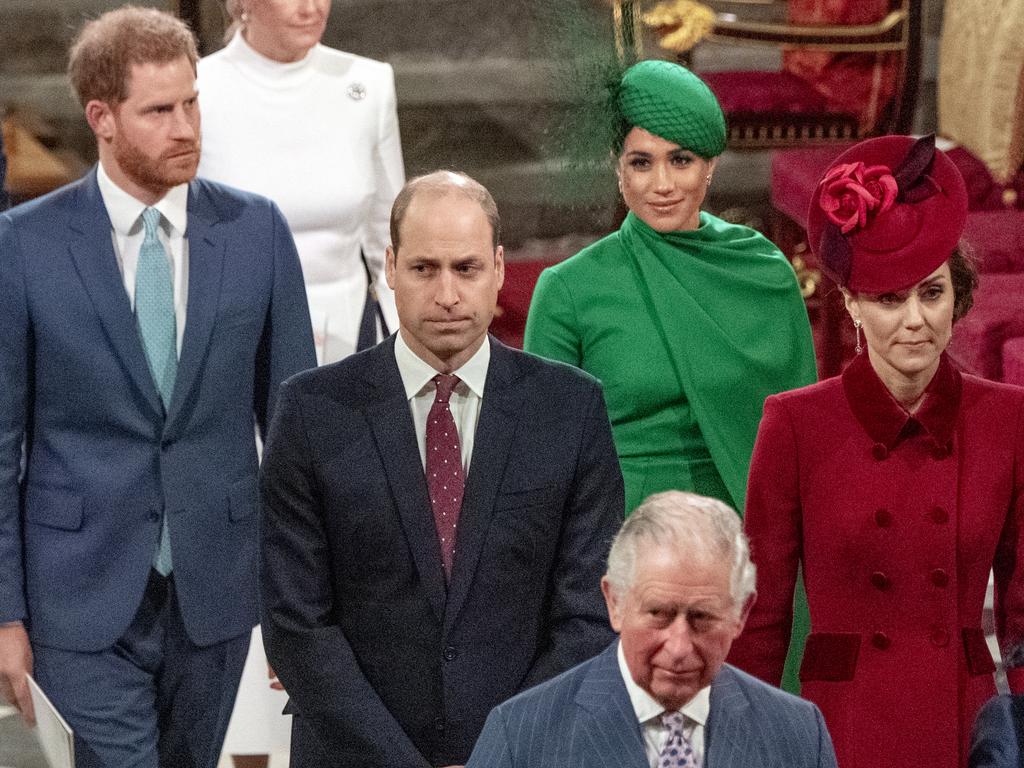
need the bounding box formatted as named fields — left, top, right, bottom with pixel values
left=467, top=642, right=839, bottom=768
left=970, top=695, right=1024, bottom=768
left=0, top=169, right=315, bottom=651
left=259, top=335, right=624, bottom=767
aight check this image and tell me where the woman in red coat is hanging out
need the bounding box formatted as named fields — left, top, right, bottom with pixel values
left=728, top=135, right=1024, bottom=768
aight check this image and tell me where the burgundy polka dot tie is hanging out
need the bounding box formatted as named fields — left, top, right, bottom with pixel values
left=658, top=712, right=697, bottom=768
left=427, top=374, right=464, bottom=580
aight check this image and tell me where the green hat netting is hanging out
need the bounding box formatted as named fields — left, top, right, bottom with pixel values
left=617, top=59, right=727, bottom=158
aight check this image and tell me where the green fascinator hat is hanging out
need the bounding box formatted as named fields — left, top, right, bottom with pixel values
left=617, top=59, right=727, bottom=159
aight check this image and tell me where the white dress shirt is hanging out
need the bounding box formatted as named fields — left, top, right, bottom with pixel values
left=617, top=641, right=711, bottom=767
left=394, top=330, right=489, bottom=474
left=96, top=161, right=189, bottom=354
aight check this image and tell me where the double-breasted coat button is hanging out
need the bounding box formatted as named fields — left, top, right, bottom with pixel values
left=443, top=646, right=457, bottom=661
left=872, top=443, right=889, bottom=460
left=930, top=506, right=949, bottom=524
left=870, top=571, right=891, bottom=590
left=932, top=445, right=949, bottom=459
left=875, top=508, right=892, bottom=527
left=930, top=569, right=949, bottom=587
left=433, top=718, right=445, bottom=733
left=148, top=510, right=160, bottom=522
left=930, top=627, right=950, bottom=647
left=871, top=632, right=891, bottom=650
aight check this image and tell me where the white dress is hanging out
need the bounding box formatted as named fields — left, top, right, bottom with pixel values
left=198, top=31, right=404, bottom=366
left=198, top=33, right=405, bottom=755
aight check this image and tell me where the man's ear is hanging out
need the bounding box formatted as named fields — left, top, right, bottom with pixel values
left=385, top=245, right=397, bottom=290
left=735, top=592, right=756, bottom=635
left=493, top=245, right=505, bottom=291
left=600, top=576, right=623, bottom=634
left=85, top=99, right=116, bottom=142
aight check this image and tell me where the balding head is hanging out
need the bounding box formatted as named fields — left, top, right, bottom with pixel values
left=390, top=171, right=501, bottom=254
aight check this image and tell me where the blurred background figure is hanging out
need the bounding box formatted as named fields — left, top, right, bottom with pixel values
left=970, top=692, right=1024, bottom=768
left=198, top=0, right=404, bottom=366
left=730, top=134, right=1024, bottom=768
left=197, top=1, right=404, bottom=765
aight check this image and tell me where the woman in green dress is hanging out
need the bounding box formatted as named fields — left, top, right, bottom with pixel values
left=525, top=59, right=818, bottom=516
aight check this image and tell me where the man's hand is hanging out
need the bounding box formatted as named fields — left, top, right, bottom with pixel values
left=0, top=622, right=35, bottom=726
left=267, top=662, right=284, bottom=691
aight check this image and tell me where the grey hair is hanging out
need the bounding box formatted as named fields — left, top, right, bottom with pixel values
left=605, top=491, right=756, bottom=613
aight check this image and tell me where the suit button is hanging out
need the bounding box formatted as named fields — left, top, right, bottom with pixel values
left=875, top=508, right=892, bottom=527
left=871, top=632, right=891, bottom=650
left=872, top=443, right=888, bottom=460
left=930, top=627, right=949, bottom=647
left=148, top=510, right=160, bottom=522
left=434, top=718, right=445, bottom=733
left=443, top=646, right=457, bottom=661
left=870, top=571, right=891, bottom=590
left=930, top=506, right=948, bottom=524
left=930, top=568, right=949, bottom=587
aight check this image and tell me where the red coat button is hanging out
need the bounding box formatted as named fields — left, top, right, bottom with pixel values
left=875, top=508, right=892, bottom=527
left=870, top=571, right=891, bottom=590
left=932, top=444, right=949, bottom=460
left=872, top=443, right=888, bottom=460
left=930, top=506, right=948, bottom=524
left=872, top=632, right=891, bottom=650
left=930, top=569, right=949, bottom=587
left=930, top=628, right=949, bottom=647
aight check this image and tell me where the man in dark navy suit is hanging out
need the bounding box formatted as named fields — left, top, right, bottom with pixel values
left=0, top=8, right=314, bottom=766
left=260, top=170, right=624, bottom=768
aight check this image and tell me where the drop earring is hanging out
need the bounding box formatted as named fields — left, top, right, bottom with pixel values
left=705, top=174, right=712, bottom=185
left=854, top=319, right=863, bottom=355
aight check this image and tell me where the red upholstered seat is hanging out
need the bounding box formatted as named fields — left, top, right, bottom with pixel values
left=702, top=71, right=832, bottom=116
left=948, top=274, right=1024, bottom=380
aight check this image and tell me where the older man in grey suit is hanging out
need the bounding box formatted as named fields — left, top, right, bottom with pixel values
left=467, top=490, right=838, bottom=768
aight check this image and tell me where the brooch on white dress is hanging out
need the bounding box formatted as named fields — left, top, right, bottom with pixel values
left=347, top=82, right=367, bottom=101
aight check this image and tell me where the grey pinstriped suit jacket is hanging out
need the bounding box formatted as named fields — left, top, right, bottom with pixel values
left=466, top=642, right=838, bottom=767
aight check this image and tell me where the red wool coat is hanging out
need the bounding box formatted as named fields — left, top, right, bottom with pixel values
left=728, top=353, right=1024, bottom=768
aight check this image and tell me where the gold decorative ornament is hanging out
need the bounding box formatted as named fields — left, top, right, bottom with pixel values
left=641, top=0, right=716, bottom=53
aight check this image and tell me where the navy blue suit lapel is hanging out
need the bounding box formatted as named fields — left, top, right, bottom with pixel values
left=573, top=644, right=648, bottom=768
left=67, top=170, right=163, bottom=417
left=706, top=665, right=759, bottom=767
left=443, top=337, right=526, bottom=635
left=362, top=338, right=447, bottom=625
left=165, top=181, right=225, bottom=429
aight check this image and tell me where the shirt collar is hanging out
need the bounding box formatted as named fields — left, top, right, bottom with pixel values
left=393, top=331, right=490, bottom=400
left=96, top=161, right=189, bottom=238
left=841, top=350, right=962, bottom=452
left=615, top=640, right=711, bottom=729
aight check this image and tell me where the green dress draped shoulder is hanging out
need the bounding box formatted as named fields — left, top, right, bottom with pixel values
left=524, top=210, right=817, bottom=514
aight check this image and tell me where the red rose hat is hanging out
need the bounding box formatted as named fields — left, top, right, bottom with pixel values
left=807, top=134, right=968, bottom=293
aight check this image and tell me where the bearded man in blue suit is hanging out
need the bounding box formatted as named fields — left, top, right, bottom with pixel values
left=467, top=491, right=839, bottom=768
left=0, top=8, right=315, bottom=766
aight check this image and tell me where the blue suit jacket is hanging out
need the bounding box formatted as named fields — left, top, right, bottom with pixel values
left=466, top=643, right=838, bottom=768
left=970, top=695, right=1024, bottom=768
left=260, top=335, right=624, bottom=767
left=0, top=169, right=315, bottom=651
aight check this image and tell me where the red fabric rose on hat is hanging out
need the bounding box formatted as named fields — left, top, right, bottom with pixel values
left=818, top=161, right=898, bottom=234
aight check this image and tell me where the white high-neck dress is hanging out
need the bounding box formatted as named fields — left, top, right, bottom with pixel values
left=198, top=31, right=404, bottom=364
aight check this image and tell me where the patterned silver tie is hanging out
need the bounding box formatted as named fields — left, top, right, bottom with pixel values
left=658, top=711, right=698, bottom=768
left=136, top=207, right=177, bottom=575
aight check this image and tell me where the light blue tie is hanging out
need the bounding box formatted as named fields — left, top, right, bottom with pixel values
left=136, top=207, right=177, bottom=575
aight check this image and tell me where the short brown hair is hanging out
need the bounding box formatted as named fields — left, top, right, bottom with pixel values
left=68, top=6, right=199, bottom=108
left=950, top=243, right=979, bottom=323
left=390, top=171, right=501, bottom=253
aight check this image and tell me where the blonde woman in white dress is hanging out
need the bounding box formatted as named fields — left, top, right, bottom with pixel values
left=197, top=1, right=404, bottom=764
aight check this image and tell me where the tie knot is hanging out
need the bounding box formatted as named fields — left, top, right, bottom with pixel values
left=432, top=374, right=460, bottom=404
left=141, top=207, right=162, bottom=238
left=661, top=711, right=686, bottom=734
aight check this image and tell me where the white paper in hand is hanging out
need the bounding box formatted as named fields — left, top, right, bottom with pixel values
left=26, top=675, right=74, bottom=768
